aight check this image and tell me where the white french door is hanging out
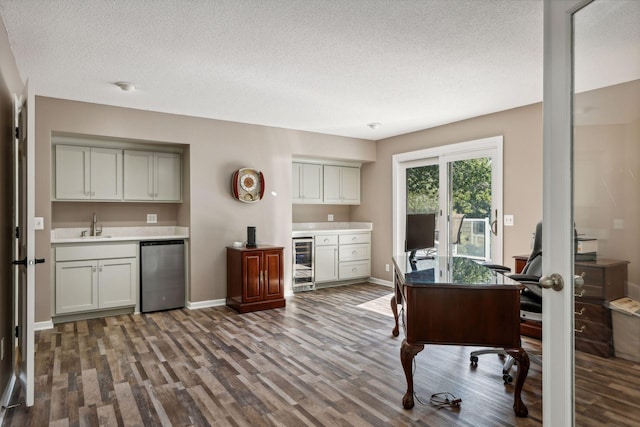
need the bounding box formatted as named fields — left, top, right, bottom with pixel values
left=393, top=136, right=503, bottom=264
left=543, top=0, right=639, bottom=425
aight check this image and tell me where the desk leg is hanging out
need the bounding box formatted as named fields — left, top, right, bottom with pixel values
left=391, top=295, right=399, bottom=337
left=401, top=339, right=424, bottom=409
left=505, top=347, right=530, bottom=417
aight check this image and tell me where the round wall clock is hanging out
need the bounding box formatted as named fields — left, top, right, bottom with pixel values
left=232, top=168, right=265, bottom=203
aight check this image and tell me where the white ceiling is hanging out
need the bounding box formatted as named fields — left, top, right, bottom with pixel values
left=0, top=1, right=636, bottom=141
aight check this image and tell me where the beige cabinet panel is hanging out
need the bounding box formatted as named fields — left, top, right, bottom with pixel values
left=323, top=165, right=360, bottom=205
left=292, top=162, right=323, bottom=204
left=54, top=145, right=122, bottom=200
left=315, top=244, right=338, bottom=282
left=124, top=150, right=181, bottom=202
left=98, top=258, right=137, bottom=309
left=55, top=260, right=98, bottom=314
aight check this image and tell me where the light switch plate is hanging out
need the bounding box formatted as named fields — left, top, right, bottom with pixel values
left=34, top=217, right=44, bottom=230
left=504, top=214, right=514, bottom=226
left=147, top=214, right=158, bottom=224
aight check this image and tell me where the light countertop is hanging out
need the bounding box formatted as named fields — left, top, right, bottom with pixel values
left=51, top=226, right=189, bottom=244
left=292, top=222, right=372, bottom=237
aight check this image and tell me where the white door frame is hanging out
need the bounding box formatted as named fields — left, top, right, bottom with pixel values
left=543, top=0, right=593, bottom=425
left=392, top=136, right=503, bottom=262
left=13, top=82, right=36, bottom=407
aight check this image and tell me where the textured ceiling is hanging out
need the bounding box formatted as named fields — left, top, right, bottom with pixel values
left=0, top=1, right=637, bottom=140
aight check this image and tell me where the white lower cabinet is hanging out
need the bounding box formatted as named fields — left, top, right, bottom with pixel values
left=55, top=244, right=137, bottom=315
left=313, top=231, right=371, bottom=283
left=315, top=235, right=338, bottom=283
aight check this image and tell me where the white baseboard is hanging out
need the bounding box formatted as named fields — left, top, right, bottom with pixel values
left=34, top=320, right=54, bottom=331
left=367, top=277, right=393, bottom=288
left=186, top=298, right=226, bottom=310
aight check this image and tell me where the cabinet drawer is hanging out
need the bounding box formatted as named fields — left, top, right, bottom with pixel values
left=315, top=235, right=338, bottom=246
left=339, top=243, right=370, bottom=262
left=574, top=301, right=610, bottom=325
left=339, top=233, right=370, bottom=245
left=575, top=317, right=611, bottom=342
left=339, top=261, right=371, bottom=280
left=56, top=243, right=138, bottom=261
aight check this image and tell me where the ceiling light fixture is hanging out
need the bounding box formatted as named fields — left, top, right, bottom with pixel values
left=115, top=81, right=135, bottom=91
left=367, top=122, right=381, bottom=130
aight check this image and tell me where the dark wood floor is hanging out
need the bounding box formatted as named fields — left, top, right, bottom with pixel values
left=2, top=283, right=638, bottom=426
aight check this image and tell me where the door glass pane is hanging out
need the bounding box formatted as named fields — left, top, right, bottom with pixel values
left=449, top=157, right=492, bottom=261
left=406, top=164, right=439, bottom=256
left=573, top=0, right=640, bottom=423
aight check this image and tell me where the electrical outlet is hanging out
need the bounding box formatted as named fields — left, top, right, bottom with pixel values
left=147, top=214, right=158, bottom=224
left=385, top=263, right=390, bottom=272
left=34, top=217, right=44, bottom=230
left=328, top=214, right=334, bottom=222
left=504, top=215, right=514, bottom=226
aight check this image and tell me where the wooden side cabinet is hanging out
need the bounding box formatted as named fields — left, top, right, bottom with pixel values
left=226, top=245, right=286, bottom=313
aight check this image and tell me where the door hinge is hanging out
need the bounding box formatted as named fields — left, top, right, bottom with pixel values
left=15, top=226, right=19, bottom=239
left=15, top=326, right=19, bottom=338
left=15, top=126, right=19, bottom=139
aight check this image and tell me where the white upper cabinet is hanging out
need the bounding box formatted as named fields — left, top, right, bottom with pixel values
left=55, top=145, right=123, bottom=200
left=124, top=151, right=181, bottom=202
left=323, top=165, right=360, bottom=205
left=292, top=162, right=323, bottom=204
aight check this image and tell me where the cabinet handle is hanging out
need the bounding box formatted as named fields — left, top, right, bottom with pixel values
left=91, top=191, right=95, bottom=196
left=352, top=237, right=357, bottom=241
left=99, top=266, right=103, bottom=272
left=352, top=250, right=357, bottom=255
left=92, top=267, right=97, bottom=273
left=575, top=290, right=585, bottom=298
left=352, top=267, right=357, bottom=272
left=575, top=307, right=586, bottom=316
left=574, top=325, right=586, bottom=334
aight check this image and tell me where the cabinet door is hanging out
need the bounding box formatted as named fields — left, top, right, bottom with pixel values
left=242, top=251, right=264, bottom=303
left=323, top=165, right=342, bottom=203
left=293, top=163, right=323, bottom=204
left=98, top=258, right=137, bottom=309
left=315, top=245, right=338, bottom=282
left=263, top=249, right=284, bottom=300
left=340, top=166, right=360, bottom=204
left=55, top=145, right=91, bottom=200
left=123, top=150, right=154, bottom=200
left=292, top=163, right=303, bottom=201
left=91, top=147, right=123, bottom=200
left=55, top=260, right=98, bottom=314
left=154, top=152, right=181, bottom=201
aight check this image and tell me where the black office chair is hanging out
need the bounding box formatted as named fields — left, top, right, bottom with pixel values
left=470, top=221, right=543, bottom=383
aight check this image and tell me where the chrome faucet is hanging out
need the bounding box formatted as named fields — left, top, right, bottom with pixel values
left=91, top=212, right=102, bottom=236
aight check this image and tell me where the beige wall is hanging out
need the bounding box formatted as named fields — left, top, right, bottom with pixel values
left=34, top=97, right=376, bottom=322
left=292, top=204, right=352, bottom=223
left=354, top=103, right=544, bottom=282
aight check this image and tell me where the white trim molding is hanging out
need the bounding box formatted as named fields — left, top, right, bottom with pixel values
left=186, top=299, right=226, bottom=310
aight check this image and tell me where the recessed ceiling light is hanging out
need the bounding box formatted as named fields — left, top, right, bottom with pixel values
left=115, top=81, right=135, bottom=91
left=367, top=122, right=381, bottom=130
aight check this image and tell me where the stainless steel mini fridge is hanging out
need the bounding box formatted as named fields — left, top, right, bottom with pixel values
left=140, top=240, right=185, bottom=313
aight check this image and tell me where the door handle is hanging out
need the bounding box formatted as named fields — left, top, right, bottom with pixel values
left=539, top=273, right=564, bottom=291
left=574, top=272, right=585, bottom=288
left=490, top=209, right=498, bottom=236
left=12, top=257, right=27, bottom=267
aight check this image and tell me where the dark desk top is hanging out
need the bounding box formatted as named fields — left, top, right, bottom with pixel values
left=393, top=255, right=522, bottom=289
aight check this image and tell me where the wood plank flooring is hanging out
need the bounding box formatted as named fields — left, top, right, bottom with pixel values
left=2, top=283, right=639, bottom=426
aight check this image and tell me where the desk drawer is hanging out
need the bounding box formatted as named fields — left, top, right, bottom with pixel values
left=339, top=233, right=371, bottom=245
left=575, top=317, right=610, bottom=342
left=574, top=301, right=610, bottom=325
left=315, top=235, right=338, bottom=246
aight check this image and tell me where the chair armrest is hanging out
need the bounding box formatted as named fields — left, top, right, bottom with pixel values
left=482, top=263, right=512, bottom=273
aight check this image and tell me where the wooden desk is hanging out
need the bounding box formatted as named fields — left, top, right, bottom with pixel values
left=391, top=255, right=529, bottom=417
left=514, top=255, right=628, bottom=356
